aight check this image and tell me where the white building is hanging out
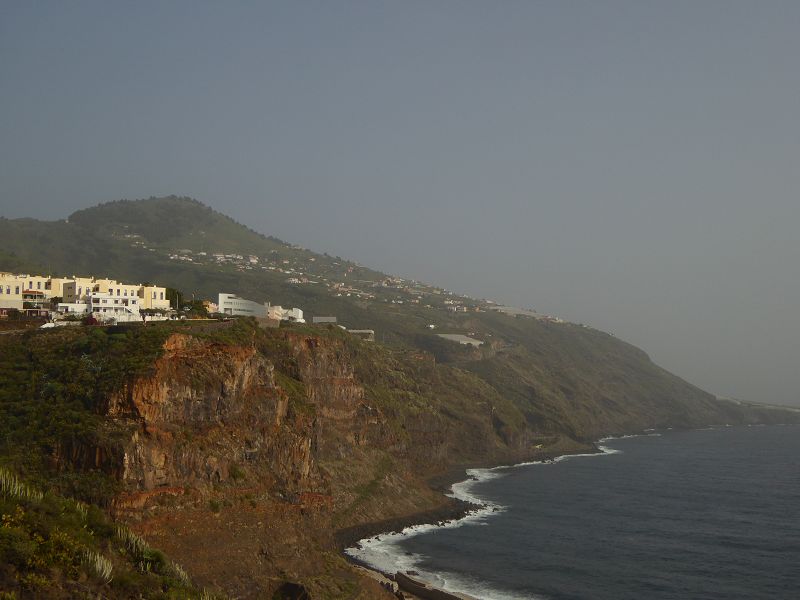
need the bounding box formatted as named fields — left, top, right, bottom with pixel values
left=58, top=290, right=142, bottom=323
left=218, top=293, right=267, bottom=317
left=0, top=271, right=172, bottom=321
left=267, top=305, right=305, bottom=323
left=312, top=316, right=337, bottom=325
left=436, top=333, right=484, bottom=347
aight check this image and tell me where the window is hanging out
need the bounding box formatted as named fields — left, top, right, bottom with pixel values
left=15, top=286, right=19, bottom=295
left=152, top=291, right=156, bottom=299
left=37, top=282, right=41, bottom=290
left=78, top=287, right=82, bottom=295
left=124, top=289, right=127, bottom=296
left=160, top=292, right=164, bottom=300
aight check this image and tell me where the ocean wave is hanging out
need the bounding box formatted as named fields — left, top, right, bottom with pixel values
left=347, top=540, right=543, bottom=600
left=598, top=432, right=662, bottom=442
left=422, top=569, right=547, bottom=600
left=346, top=442, right=629, bottom=599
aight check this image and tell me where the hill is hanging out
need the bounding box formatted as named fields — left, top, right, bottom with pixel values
left=0, top=196, right=794, bottom=440
left=1, top=197, right=798, bottom=597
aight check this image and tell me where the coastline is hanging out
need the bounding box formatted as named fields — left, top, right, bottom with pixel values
left=338, top=445, right=603, bottom=600
left=343, top=425, right=800, bottom=600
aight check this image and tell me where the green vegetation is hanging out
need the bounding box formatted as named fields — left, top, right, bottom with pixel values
left=68, top=197, right=290, bottom=258
left=0, top=467, right=210, bottom=598
left=1, top=196, right=793, bottom=446
left=0, top=325, right=173, bottom=501
left=0, top=197, right=795, bottom=599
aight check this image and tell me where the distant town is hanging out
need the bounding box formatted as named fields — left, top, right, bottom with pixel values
left=158, top=244, right=567, bottom=322
left=0, top=271, right=380, bottom=341
left=0, top=264, right=571, bottom=346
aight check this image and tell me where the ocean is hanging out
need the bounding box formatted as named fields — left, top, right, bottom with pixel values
left=347, top=425, right=800, bottom=599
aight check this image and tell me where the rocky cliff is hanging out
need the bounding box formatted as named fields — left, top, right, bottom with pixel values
left=2, top=321, right=797, bottom=599
left=87, top=327, right=507, bottom=598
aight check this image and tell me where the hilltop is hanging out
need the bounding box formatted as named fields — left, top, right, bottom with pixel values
left=0, top=196, right=792, bottom=438
left=1, top=196, right=798, bottom=598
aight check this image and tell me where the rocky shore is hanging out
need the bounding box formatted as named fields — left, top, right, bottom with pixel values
left=337, top=447, right=602, bottom=600
left=335, top=495, right=477, bottom=554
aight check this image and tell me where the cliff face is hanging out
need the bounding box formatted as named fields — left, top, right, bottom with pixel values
left=105, top=334, right=315, bottom=505
left=20, top=323, right=797, bottom=599
left=77, top=330, right=459, bottom=598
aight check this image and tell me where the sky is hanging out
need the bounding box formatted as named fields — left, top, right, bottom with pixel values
left=1, top=1, right=799, bottom=406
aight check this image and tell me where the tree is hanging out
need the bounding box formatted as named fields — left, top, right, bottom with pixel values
left=183, top=300, right=209, bottom=318
left=165, top=287, right=184, bottom=310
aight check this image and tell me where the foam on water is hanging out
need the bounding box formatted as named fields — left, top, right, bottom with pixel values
left=420, top=568, right=546, bottom=600
left=346, top=439, right=631, bottom=600
left=377, top=426, right=800, bottom=600
left=346, top=468, right=509, bottom=577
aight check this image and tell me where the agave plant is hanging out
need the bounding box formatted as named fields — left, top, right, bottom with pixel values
left=73, top=500, right=89, bottom=522
left=171, top=561, right=191, bottom=586
left=115, top=524, right=150, bottom=557
left=0, top=467, right=44, bottom=503
left=81, top=548, right=113, bottom=583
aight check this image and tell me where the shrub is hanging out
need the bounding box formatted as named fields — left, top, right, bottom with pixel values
left=229, top=464, right=245, bottom=481
left=0, top=526, right=36, bottom=568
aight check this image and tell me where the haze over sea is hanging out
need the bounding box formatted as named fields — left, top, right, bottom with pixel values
left=349, top=425, right=800, bottom=600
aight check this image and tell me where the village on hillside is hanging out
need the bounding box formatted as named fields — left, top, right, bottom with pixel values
left=0, top=271, right=379, bottom=341
left=126, top=233, right=567, bottom=323
left=0, top=262, right=570, bottom=348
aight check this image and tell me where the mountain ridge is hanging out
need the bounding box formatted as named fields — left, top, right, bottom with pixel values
left=0, top=195, right=793, bottom=435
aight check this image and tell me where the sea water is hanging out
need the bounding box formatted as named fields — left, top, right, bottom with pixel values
left=347, top=425, right=800, bottom=599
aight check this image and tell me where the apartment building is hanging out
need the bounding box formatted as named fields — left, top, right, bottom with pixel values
left=0, top=272, right=70, bottom=316
left=63, top=279, right=170, bottom=311
left=59, top=290, right=143, bottom=323
left=0, top=272, right=171, bottom=319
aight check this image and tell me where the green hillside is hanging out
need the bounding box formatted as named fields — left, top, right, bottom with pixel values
left=0, top=196, right=795, bottom=442
left=1, top=196, right=798, bottom=598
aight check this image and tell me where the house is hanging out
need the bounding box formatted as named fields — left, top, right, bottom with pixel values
left=138, top=285, right=171, bottom=311
left=0, top=272, right=25, bottom=311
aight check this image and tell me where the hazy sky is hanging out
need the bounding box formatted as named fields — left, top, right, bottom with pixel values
left=2, top=2, right=799, bottom=406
